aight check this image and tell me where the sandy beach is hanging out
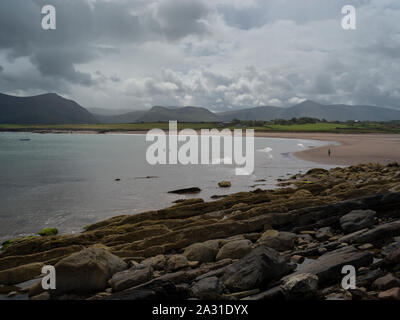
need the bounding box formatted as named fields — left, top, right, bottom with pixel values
left=254, top=132, right=400, bottom=166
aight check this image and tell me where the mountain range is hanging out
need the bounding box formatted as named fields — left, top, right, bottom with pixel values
left=1, top=92, right=400, bottom=124
left=97, top=100, right=400, bottom=123
left=0, top=93, right=97, bottom=124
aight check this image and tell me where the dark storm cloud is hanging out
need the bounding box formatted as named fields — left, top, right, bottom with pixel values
left=1, top=0, right=400, bottom=111
left=154, top=0, right=210, bottom=40
left=0, top=0, right=210, bottom=90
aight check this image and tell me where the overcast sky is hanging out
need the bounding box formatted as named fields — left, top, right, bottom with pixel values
left=0, top=0, right=399, bottom=111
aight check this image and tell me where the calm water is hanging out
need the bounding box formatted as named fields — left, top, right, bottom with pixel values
left=0, top=132, right=334, bottom=242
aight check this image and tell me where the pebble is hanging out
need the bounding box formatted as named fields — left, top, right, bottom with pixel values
left=358, top=243, right=374, bottom=250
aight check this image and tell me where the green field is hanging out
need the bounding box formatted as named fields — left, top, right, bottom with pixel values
left=1, top=121, right=400, bottom=133
left=256, top=122, right=400, bottom=133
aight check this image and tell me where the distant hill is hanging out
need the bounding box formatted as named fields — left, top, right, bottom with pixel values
left=217, top=105, right=284, bottom=121
left=94, top=110, right=147, bottom=124
left=102, top=100, right=400, bottom=123
left=0, top=93, right=97, bottom=124
left=216, top=100, right=400, bottom=122
left=94, top=106, right=218, bottom=123
left=3, top=92, right=400, bottom=124
left=87, top=107, right=134, bottom=116
left=135, top=106, right=219, bottom=122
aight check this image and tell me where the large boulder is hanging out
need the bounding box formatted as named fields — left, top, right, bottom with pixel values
left=216, top=240, right=252, bottom=261
left=221, top=246, right=295, bottom=292
left=54, top=248, right=127, bottom=294
left=294, top=246, right=373, bottom=286
left=256, top=230, right=296, bottom=251
left=281, top=273, right=319, bottom=300
left=340, top=210, right=376, bottom=234
left=110, top=265, right=153, bottom=292
left=183, top=242, right=218, bottom=263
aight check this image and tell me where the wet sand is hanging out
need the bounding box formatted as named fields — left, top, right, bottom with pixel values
left=254, top=132, right=400, bottom=166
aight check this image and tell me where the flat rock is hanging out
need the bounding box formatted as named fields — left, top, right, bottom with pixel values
left=104, top=279, right=185, bottom=300
left=30, top=292, right=50, bottom=300
left=356, top=269, right=385, bottom=288
left=0, top=262, right=44, bottom=285
left=221, top=246, right=295, bottom=292
left=190, top=276, right=224, bottom=300
left=111, top=266, right=153, bottom=292
left=372, top=273, right=400, bottom=291
left=325, top=291, right=352, bottom=300
left=340, top=209, right=376, bottom=234
left=168, top=187, right=201, bottom=194
left=293, top=246, right=373, bottom=286
left=378, top=287, right=400, bottom=300
left=339, top=221, right=400, bottom=244
left=281, top=273, right=319, bottom=300
left=242, top=286, right=283, bottom=300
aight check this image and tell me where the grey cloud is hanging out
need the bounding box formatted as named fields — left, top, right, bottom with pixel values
left=310, top=74, right=335, bottom=95
left=0, top=0, right=211, bottom=92
left=1, top=0, right=400, bottom=112
left=30, top=46, right=96, bottom=85
left=0, top=67, right=71, bottom=96
left=218, top=0, right=368, bottom=30
left=154, top=0, right=210, bottom=40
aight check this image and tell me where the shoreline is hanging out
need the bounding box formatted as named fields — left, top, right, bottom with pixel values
left=3, top=129, right=400, bottom=166
left=1, top=162, right=400, bottom=301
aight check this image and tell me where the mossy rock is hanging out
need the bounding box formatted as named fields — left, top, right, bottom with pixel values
left=218, top=181, right=232, bottom=188
left=306, top=168, right=329, bottom=176
left=38, top=228, right=58, bottom=237
left=290, top=189, right=313, bottom=199
left=1, top=236, right=38, bottom=251
left=296, top=180, right=313, bottom=185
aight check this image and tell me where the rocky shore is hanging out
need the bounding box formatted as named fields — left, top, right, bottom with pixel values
left=1, top=162, right=400, bottom=300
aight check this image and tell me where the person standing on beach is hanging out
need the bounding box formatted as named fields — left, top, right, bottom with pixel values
left=328, top=148, right=331, bottom=157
